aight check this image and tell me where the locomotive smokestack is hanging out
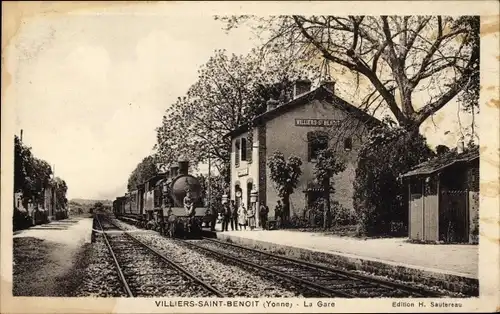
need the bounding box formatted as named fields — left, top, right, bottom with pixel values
left=178, top=156, right=189, bottom=176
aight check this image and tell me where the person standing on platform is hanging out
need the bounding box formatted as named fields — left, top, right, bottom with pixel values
left=259, top=202, right=269, bottom=230
left=238, top=203, right=247, bottom=230
left=275, top=200, right=283, bottom=229
left=247, top=204, right=256, bottom=231
left=221, top=201, right=231, bottom=232
left=230, top=200, right=238, bottom=231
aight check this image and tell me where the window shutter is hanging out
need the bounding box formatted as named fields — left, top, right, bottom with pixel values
left=241, top=138, right=247, bottom=161
left=247, top=132, right=253, bottom=164
left=235, top=139, right=240, bottom=168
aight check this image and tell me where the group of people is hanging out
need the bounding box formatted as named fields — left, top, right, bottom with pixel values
left=218, top=199, right=284, bottom=232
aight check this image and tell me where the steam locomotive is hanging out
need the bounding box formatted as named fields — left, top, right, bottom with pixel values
left=112, top=158, right=214, bottom=238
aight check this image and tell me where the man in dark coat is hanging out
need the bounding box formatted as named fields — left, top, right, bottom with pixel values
left=259, top=202, right=269, bottom=230
left=221, top=202, right=231, bottom=231
left=229, top=200, right=238, bottom=231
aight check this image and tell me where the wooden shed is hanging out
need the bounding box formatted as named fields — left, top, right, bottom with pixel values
left=401, top=148, right=479, bottom=243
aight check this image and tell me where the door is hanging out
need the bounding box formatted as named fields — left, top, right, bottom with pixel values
left=440, top=190, right=468, bottom=242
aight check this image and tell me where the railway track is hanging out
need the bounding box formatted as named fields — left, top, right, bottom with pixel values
left=179, top=238, right=445, bottom=298
left=95, top=215, right=225, bottom=297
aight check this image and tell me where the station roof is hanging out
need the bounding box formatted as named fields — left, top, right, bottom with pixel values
left=401, top=148, right=479, bottom=178
left=223, top=84, right=382, bottom=139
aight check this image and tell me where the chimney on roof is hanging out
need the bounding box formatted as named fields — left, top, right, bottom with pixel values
left=320, top=80, right=335, bottom=94
left=457, top=139, right=465, bottom=154
left=266, top=98, right=279, bottom=111
left=293, top=78, right=312, bottom=99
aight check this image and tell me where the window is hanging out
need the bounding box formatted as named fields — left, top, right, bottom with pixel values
left=235, top=139, right=240, bottom=167
left=307, top=191, right=324, bottom=209
left=308, top=131, right=328, bottom=161
left=344, top=137, right=353, bottom=151
left=241, top=138, right=247, bottom=161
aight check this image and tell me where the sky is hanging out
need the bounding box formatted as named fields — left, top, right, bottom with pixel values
left=6, top=7, right=476, bottom=200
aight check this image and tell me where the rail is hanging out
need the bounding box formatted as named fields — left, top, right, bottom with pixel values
left=179, top=237, right=444, bottom=298
left=95, top=215, right=134, bottom=297
left=203, top=237, right=444, bottom=297
left=98, top=214, right=226, bottom=297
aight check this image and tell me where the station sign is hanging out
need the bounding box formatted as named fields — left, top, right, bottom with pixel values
left=295, top=118, right=339, bottom=127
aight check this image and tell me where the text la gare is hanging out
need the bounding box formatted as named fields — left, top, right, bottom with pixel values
left=305, top=301, right=336, bottom=308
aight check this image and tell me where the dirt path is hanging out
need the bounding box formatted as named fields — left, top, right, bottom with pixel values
left=13, top=217, right=94, bottom=296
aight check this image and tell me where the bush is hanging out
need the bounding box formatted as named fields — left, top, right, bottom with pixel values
left=301, top=201, right=356, bottom=229
left=330, top=202, right=356, bottom=226
left=55, top=210, right=68, bottom=220
left=288, top=212, right=309, bottom=228
left=353, top=127, right=434, bottom=236
left=13, top=209, right=32, bottom=231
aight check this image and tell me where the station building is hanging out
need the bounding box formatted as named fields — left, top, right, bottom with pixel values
left=225, top=79, right=381, bottom=224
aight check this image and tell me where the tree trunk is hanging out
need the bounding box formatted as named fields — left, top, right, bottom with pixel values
left=283, top=194, right=290, bottom=226
left=323, top=178, right=331, bottom=229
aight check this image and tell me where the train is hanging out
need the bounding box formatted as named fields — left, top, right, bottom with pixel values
left=113, top=158, right=215, bottom=238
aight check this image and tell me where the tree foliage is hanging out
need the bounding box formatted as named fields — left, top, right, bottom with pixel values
left=435, top=144, right=451, bottom=156
left=155, top=49, right=308, bottom=183
left=14, top=135, right=69, bottom=222
left=127, top=155, right=159, bottom=191
left=51, top=177, right=68, bottom=210
left=196, top=174, right=226, bottom=211
left=217, top=15, right=480, bottom=131
left=353, top=126, right=435, bottom=236
left=267, top=151, right=303, bottom=220
left=14, top=135, right=53, bottom=201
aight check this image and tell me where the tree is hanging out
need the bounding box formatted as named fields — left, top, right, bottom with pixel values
left=197, top=173, right=225, bottom=210
left=217, top=16, right=480, bottom=133
left=14, top=135, right=53, bottom=203
left=127, top=156, right=159, bottom=191
left=313, top=149, right=347, bottom=228
left=155, top=50, right=308, bottom=184
left=435, top=144, right=451, bottom=156
left=267, top=151, right=303, bottom=222
left=353, top=126, right=435, bottom=236
left=51, top=177, right=68, bottom=211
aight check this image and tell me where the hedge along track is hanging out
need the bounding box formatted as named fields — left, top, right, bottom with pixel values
left=95, top=215, right=225, bottom=297
left=179, top=238, right=446, bottom=298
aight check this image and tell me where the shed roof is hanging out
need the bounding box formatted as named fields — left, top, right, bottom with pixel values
left=401, top=148, right=479, bottom=178
left=223, top=84, right=382, bottom=139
